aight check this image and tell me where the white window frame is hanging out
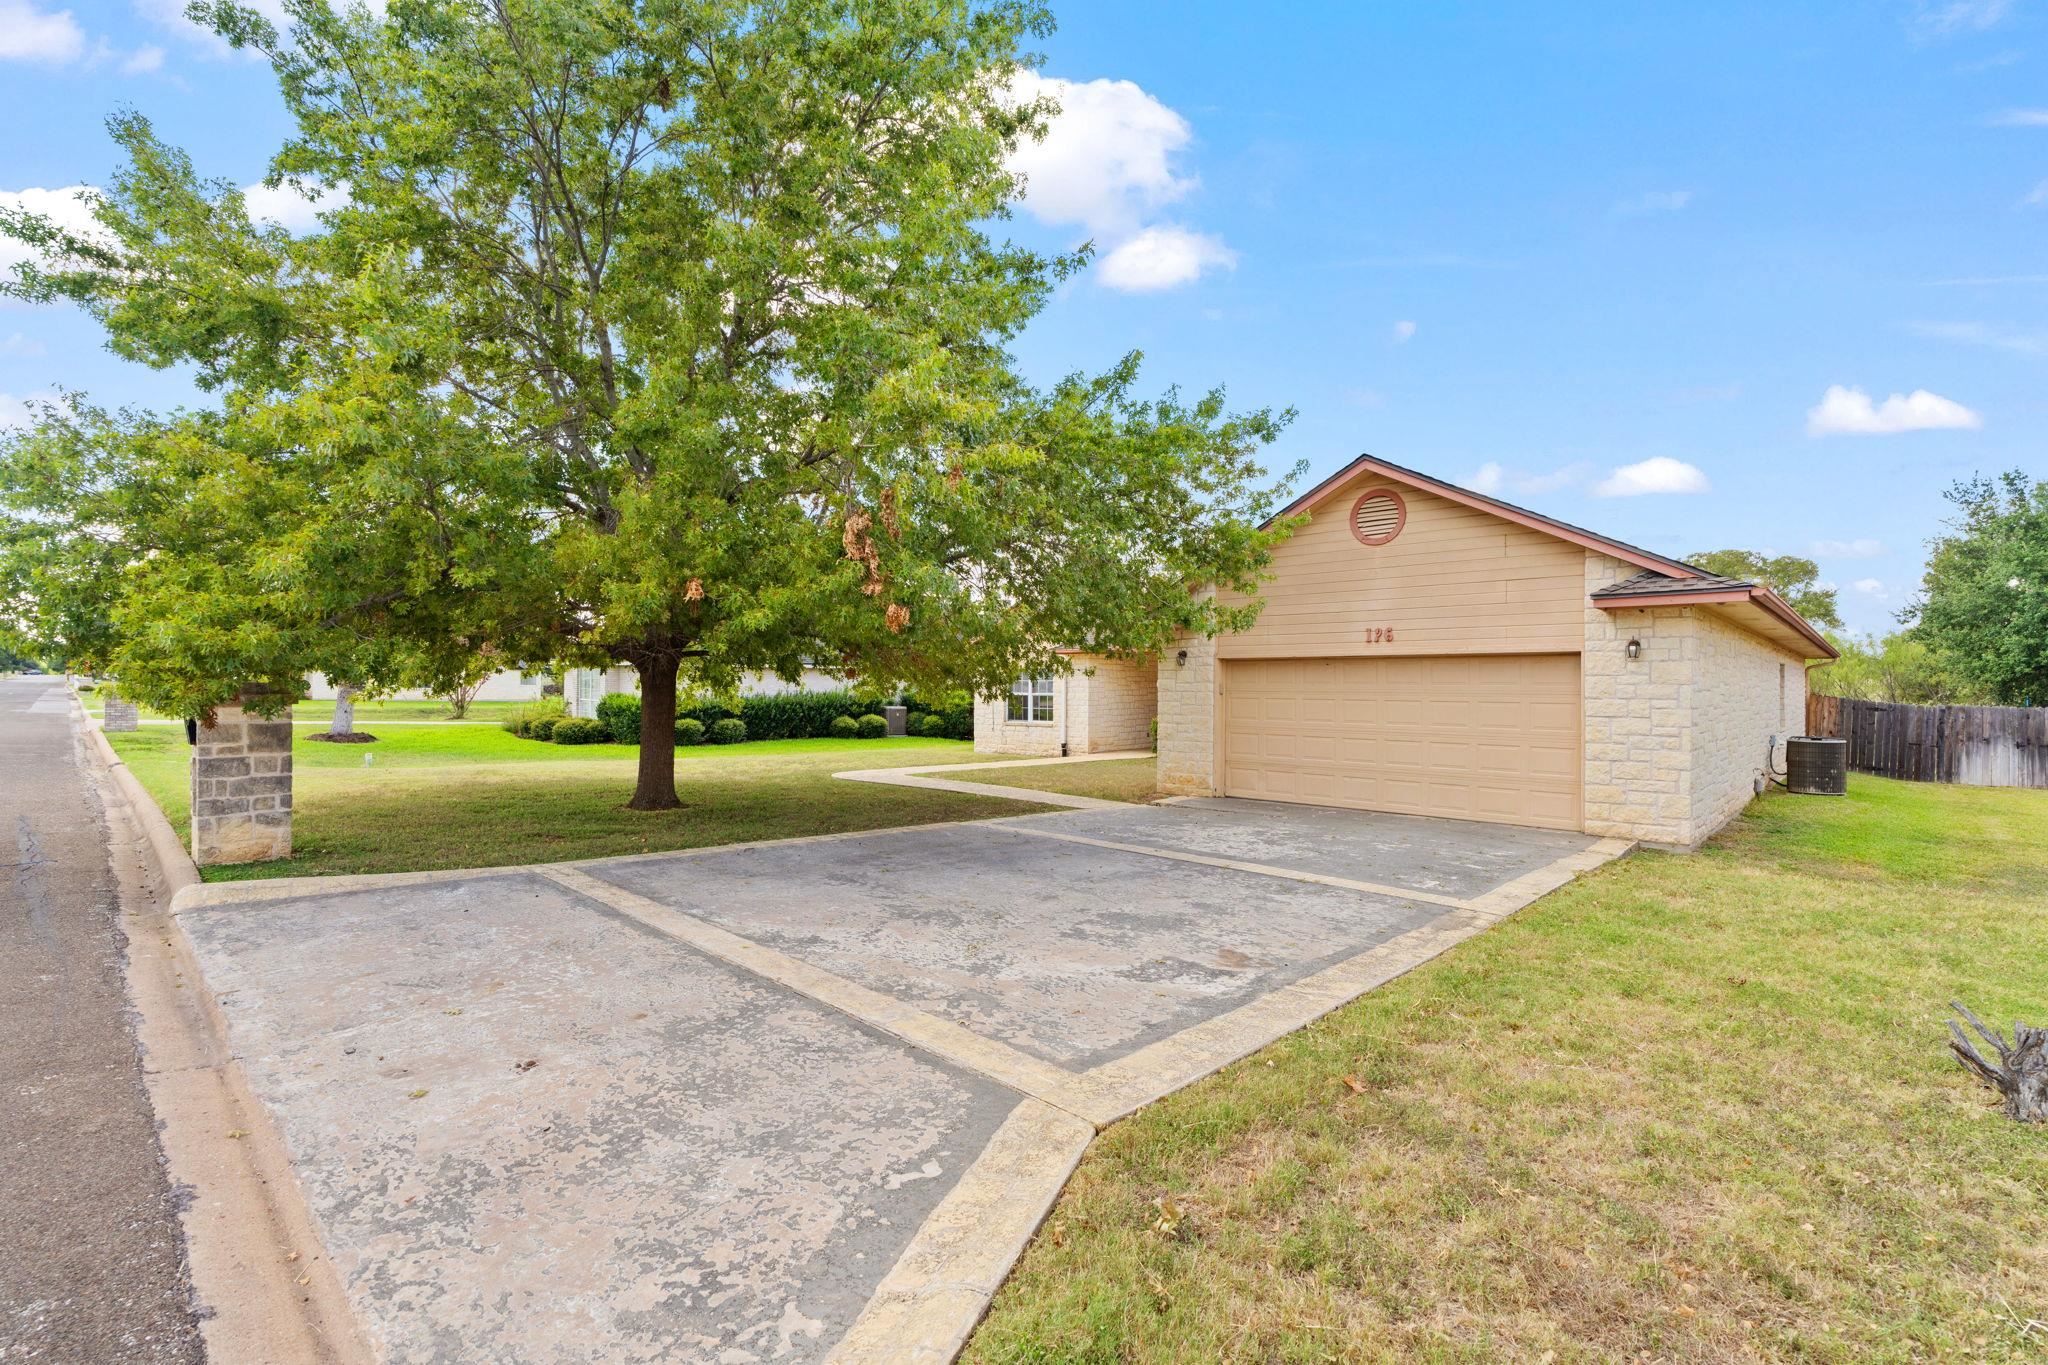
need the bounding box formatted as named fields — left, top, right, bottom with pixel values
left=1007, top=675, right=1055, bottom=723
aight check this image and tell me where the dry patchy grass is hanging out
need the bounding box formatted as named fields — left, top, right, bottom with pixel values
left=966, top=778, right=2048, bottom=1364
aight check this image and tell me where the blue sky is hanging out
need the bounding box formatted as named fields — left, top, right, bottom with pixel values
left=3, top=0, right=2044, bottom=634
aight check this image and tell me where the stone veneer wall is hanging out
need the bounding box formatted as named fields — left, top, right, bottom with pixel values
left=1582, top=553, right=1696, bottom=846
left=971, top=680, right=1063, bottom=756
left=191, top=699, right=294, bottom=865
left=102, top=697, right=139, bottom=732
left=1155, top=633, right=1218, bottom=795
left=1073, top=656, right=1157, bottom=752
left=1583, top=552, right=1810, bottom=848
left=1689, top=607, right=1806, bottom=840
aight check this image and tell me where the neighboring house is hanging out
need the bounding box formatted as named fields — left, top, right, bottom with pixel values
left=973, top=653, right=1158, bottom=757
left=562, top=665, right=848, bottom=719
left=1148, top=454, right=1836, bottom=849
left=304, top=670, right=548, bottom=703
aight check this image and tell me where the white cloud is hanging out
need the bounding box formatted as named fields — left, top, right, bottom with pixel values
left=1812, top=538, right=1885, bottom=559
left=242, top=179, right=349, bottom=233
left=120, top=43, right=163, bottom=73
left=1911, top=320, right=2048, bottom=353
left=1005, top=70, right=1232, bottom=292
left=1006, top=71, right=1196, bottom=237
left=1912, top=0, right=2013, bottom=37
left=1989, top=108, right=2048, bottom=126
left=0, top=185, right=109, bottom=285
left=1805, top=384, right=1982, bottom=436
left=1095, top=226, right=1235, bottom=292
left=0, top=331, right=46, bottom=357
left=1591, top=457, right=1711, bottom=497
left=2025, top=178, right=2048, bottom=205
left=0, top=0, right=86, bottom=63
left=1391, top=319, right=1416, bottom=344
left=1616, top=189, right=1693, bottom=215
left=1852, top=577, right=1888, bottom=598
left=1462, top=461, right=1592, bottom=498
left=0, top=390, right=60, bottom=428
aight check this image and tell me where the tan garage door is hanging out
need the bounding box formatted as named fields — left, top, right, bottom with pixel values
left=1222, top=654, right=1582, bottom=830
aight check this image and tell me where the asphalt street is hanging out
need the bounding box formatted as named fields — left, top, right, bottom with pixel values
left=0, top=676, right=203, bottom=1363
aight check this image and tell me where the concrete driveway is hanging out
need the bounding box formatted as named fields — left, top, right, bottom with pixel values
left=170, top=797, right=1628, bottom=1364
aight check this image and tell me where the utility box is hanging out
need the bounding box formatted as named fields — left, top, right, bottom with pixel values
left=883, top=705, right=908, bottom=737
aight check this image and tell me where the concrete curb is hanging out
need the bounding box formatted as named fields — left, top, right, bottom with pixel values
left=77, top=699, right=372, bottom=1365
left=826, top=1100, right=1095, bottom=1365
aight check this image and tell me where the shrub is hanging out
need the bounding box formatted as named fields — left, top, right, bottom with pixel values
left=917, top=711, right=950, bottom=737
left=673, top=717, right=706, bottom=747
left=904, top=688, right=973, bottom=741
left=551, top=717, right=608, bottom=745
left=595, top=691, right=641, bottom=745
left=526, top=715, right=561, bottom=741
left=829, top=714, right=860, bottom=738
left=708, top=717, right=747, bottom=745
left=856, top=713, right=889, bottom=739
left=504, top=697, right=566, bottom=735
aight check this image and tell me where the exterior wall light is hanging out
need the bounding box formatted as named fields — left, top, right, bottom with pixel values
left=1176, top=649, right=1189, bottom=667
left=1626, top=637, right=1642, bottom=661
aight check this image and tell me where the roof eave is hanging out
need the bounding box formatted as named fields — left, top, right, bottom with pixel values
left=1593, top=585, right=1838, bottom=659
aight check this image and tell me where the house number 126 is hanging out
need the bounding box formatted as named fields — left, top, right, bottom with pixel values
left=1364, top=627, right=1396, bottom=644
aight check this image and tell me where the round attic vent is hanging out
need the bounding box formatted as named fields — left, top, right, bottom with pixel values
left=1349, top=488, right=1406, bottom=545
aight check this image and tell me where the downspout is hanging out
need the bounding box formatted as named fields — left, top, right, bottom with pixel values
left=1056, top=679, right=1073, bottom=765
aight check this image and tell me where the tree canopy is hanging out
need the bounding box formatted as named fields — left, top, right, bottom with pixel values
left=1808, top=630, right=1985, bottom=706
left=0, top=0, right=1300, bottom=808
left=1686, top=549, right=1843, bottom=629
left=1908, top=471, right=2048, bottom=707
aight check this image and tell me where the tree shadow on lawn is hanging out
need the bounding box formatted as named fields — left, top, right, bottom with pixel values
left=199, top=756, right=1052, bottom=881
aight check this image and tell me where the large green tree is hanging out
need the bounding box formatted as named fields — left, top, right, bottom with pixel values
left=0, top=0, right=1298, bottom=809
left=1686, top=548, right=1843, bottom=629
left=1809, top=630, right=1983, bottom=705
left=1909, top=471, right=2048, bottom=707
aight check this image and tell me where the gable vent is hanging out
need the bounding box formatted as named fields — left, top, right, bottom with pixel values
left=1349, top=489, right=1406, bottom=545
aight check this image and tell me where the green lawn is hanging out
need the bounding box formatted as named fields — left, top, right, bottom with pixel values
left=108, top=726, right=1048, bottom=881
left=953, top=756, right=1165, bottom=804
left=966, top=777, right=2048, bottom=1365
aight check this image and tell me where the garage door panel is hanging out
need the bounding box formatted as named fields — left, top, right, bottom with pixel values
left=1221, top=654, right=1581, bottom=831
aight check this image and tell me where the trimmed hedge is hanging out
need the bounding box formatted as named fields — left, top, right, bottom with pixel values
left=708, top=717, right=747, bottom=745
left=526, top=715, right=561, bottom=741
left=552, top=717, right=608, bottom=745
left=515, top=686, right=977, bottom=746
left=855, top=713, right=889, bottom=738
left=595, top=691, right=641, bottom=745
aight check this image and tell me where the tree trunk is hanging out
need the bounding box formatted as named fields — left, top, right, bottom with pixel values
left=628, top=652, right=682, bottom=811
left=1950, top=1002, right=2048, bottom=1122
left=329, top=683, right=356, bottom=737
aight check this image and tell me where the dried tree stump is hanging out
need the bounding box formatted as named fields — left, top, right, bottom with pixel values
left=1949, top=1001, right=2048, bottom=1123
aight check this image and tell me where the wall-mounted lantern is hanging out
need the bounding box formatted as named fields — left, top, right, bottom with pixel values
left=1626, top=637, right=1642, bottom=661
left=1176, top=649, right=1189, bottom=667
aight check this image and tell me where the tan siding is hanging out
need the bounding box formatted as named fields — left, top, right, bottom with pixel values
left=1218, top=477, right=1585, bottom=659
left=1221, top=655, right=1582, bottom=830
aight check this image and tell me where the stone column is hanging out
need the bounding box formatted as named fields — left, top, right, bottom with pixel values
left=191, top=693, right=294, bottom=866
left=102, top=697, right=139, bottom=732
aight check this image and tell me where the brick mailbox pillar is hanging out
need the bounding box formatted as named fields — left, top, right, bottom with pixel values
left=191, top=693, right=294, bottom=866
left=102, top=697, right=139, bottom=732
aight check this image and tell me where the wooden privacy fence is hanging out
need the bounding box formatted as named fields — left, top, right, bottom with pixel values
left=1806, top=694, right=2048, bottom=788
